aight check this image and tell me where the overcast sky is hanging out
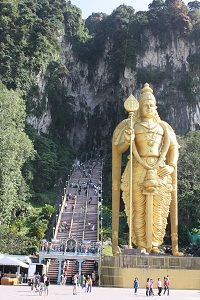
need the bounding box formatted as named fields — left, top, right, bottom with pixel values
left=70, top=0, right=189, bottom=19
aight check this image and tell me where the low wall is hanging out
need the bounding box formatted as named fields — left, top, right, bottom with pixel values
left=1, top=278, right=18, bottom=285
left=100, top=255, right=200, bottom=290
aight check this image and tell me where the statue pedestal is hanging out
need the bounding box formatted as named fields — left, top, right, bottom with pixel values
left=100, top=254, right=200, bottom=289
left=122, top=248, right=141, bottom=255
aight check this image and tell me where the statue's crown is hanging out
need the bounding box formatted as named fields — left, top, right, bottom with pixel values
left=139, top=83, right=156, bottom=104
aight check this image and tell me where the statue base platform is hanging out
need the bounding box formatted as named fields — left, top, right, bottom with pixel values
left=100, top=254, right=200, bottom=289
left=122, top=248, right=141, bottom=255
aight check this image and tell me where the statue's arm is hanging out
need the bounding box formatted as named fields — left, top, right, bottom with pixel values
left=158, top=124, right=179, bottom=177
left=168, top=131, right=179, bottom=168
left=114, top=123, right=134, bottom=154
left=116, top=137, right=130, bottom=154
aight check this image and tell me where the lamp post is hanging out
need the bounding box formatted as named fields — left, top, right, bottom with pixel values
left=100, top=203, right=103, bottom=250
left=101, top=230, right=103, bottom=250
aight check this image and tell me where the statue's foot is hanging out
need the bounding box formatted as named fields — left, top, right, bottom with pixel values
left=112, top=247, right=120, bottom=255
left=151, top=247, right=162, bottom=254
left=140, top=248, right=147, bottom=254
left=173, top=251, right=184, bottom=257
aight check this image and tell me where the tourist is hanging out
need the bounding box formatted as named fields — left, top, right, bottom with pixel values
left=34, top=272, right=40, bottom=292
left=157, top=278, right=162, bottom=296
left=39, top=274, right=46, bottom=296
left=60, top=273, right=64, bottom=285
left=30, top=278, right=34, bottom=292
left=86, top=275, right=92, bottom=293
left=146, top=278, right=150, bottom=296
left=81, top=274, right=86, bottom=291
left=133, top=277, right=139, bottom=295
left=150, top=279, right=154, bottom=296
left=73, top=273, right=78, bottom=295
left=163, top=275, right=170, bottom=296
left=44, top=277, right=50, bottom=296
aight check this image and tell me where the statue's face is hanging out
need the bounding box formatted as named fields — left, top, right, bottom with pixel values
left=140, top=100, right=156, bottom=118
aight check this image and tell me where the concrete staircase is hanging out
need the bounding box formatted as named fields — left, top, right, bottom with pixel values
left=46, top=158, right=103, bottom=284
left=47, top=259, right=59, bottom=283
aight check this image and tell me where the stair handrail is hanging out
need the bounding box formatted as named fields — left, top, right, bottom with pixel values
left=82, top=160, right=100, bottom=241
left=82, top=161, right=96, bottom=241
left=68, top=171, right=83, bottom=239
left=53, top=168, right=74, bottom=239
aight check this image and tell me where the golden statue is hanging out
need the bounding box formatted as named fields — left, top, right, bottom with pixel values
left=112, top=83, right=183, bottom=256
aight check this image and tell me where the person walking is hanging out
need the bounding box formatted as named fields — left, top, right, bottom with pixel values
left=133, top=277, right=139, bottom=295
left=150, top=279, right=154, bottom=297
left=60, top=273, right=64, bottom=285
left=44, top=277, right=50, bottom=297
left=30, top=278, right=34, bottom=292
left=163, top=276, right=170, bottom=296
left=157, top=278, right=162, bottom=296
left=39, top=274, right=46, bottom=296
left=81, top=274, right=86, bottom=291
left=73, top=273, right=78, bottom=295
left=146, top=278, right=150, bottom=296
left=34, top=272, right=40, bottom=292
left=86, top=275, right=92, bottom=293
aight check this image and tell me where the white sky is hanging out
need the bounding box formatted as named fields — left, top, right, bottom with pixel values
left=70, top=0, right=189, bottom=19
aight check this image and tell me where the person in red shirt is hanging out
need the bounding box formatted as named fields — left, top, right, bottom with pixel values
left=163, top=275, right=170, bottom=296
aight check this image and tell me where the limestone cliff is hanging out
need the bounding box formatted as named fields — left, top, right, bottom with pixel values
left=28, top=30, right=200, bottom=152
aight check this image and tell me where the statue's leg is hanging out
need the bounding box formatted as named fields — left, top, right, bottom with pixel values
left=152, top=185, right=171, bottom=253
left=132, top=184, right=146, bottom=250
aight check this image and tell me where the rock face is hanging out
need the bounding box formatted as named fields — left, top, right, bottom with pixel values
left=28, top=30, right=200, bottom=151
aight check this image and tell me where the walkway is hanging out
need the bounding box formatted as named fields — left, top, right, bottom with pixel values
left=0, top=284, right=199, bottom=300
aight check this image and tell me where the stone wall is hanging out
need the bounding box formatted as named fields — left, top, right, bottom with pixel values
left=100, top=255, right=200, bottom=289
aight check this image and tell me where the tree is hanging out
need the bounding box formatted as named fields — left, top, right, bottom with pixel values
left=0, top=0, right=66, bottom=90
left=148, top=0, right=165, bottom=10
left=188, top=1, right=200, bottom=10
left=64, top=1, right=90, bottom=42
left=0, top=224, right=35, bottom=254
left=188, top=2, right=200, bottom=39
left=0, top=82, right=35, bottom=224
left=165, top=0, right=187, bottom=9
left=177, top=131, right=200, bottom=239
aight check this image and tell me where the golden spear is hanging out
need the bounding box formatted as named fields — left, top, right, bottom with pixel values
left=124, top=94, right=139, bottom=249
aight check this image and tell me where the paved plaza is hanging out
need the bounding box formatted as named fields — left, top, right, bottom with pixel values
left=0, top=284, right=199, bottom=300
